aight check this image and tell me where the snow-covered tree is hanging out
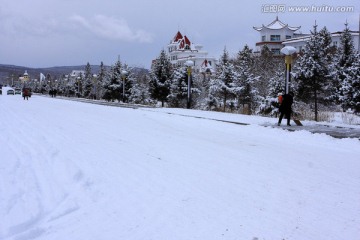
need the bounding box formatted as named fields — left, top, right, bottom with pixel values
left=293, top=24, right=331, bottom=121
left=341, top=54, right=360, bottom=113
left=129, top=72, right=152, bottom=105
left=168, top=66, right=200, bottom=108
left=208, top=48, right=238, bottom=112
left=234, top=45, right=259, bottom=114
left=96, top=62, right=107, bottom=100
left=120, top=64, right=133, bottom=103
left=168, top=66, right=188, bottom=108
left=102, top=60, right=122, bottom=102
left=149, top=50, right=172, bottom=107
left=83, top=62, right=93, bottom=98
left=331, top=23, right=358, bottom=110
left=258, top=67, right=285, bottom=116
left=253, top=45, right=282, bottom=98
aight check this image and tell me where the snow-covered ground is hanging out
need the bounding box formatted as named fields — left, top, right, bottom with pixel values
left=1, top=94, right=359, bottom=240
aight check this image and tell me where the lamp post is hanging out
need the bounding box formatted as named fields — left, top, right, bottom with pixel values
left=185, top=60, right=194, bottom=109
left=92, top=74, right=98, bottom=100
left=280, top=46, right=296, bottom=94
left=121, top=70, right=128, bottom=103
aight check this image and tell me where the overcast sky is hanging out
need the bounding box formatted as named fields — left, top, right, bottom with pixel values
left=0, top=0, right=359, bottom=69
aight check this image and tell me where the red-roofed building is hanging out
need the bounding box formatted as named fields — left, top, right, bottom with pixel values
left=167, top=31, right=216, bottom=74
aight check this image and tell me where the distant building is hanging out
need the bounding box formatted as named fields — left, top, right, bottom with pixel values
left=253, top=17, right=306, bottom=55
left=283, top=30, right=360, bottom=53
left=254, top=17, right=360, bottom=55
left=69, top=70, right=85, bottom=84
left=18, top=70, right=30, bottom=85
left=167, top=31, right=217, bottom=73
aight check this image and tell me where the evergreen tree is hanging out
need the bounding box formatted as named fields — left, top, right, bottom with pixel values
left=83, top=62, right=93, bottom=98
left=96, top=62, right=107, bottom=100
left=331, top=23, right=358, bottom=109
left=168, top=66, right=201, bottom=108
left=341, top=54, right=360, bottom=112
left=129, top=72, right=152, bottom=105
left=208, top=48, right=238, bottom=112
left=149, top=50, right=173, bottom=107
left=253, top=45, right=281, bottom=98
left=168, top=66, right=188, bottom=107
left=102, top=60, right=122, bottom=102
left=259, top=68, right=285, bottom=116
left=234, top=45, right=259, bottom=114
left=293, top=24, right=331, bottom=121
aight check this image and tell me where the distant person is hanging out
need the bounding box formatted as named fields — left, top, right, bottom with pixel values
left=23, top=88, right=30, bottom=100
left=278, top=92, right=294, bottom=126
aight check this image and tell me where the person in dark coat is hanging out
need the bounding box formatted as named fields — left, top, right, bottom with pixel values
left=278, top=92, right=294, bottom=126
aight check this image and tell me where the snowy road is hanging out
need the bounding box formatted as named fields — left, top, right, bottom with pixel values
left=1, top=95, right=360, bottom=240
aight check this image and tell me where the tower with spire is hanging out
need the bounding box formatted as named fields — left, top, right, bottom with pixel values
left=253, top=17, right=302, bottom=55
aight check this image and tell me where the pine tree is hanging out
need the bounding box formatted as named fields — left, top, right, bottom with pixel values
left=168, top=66, right=201, bottom=108
left=168, top=66, right=188, bottom=107
left=129, top=72, right=152, bottom=105
left=96, top=62, right=107, bottom=100
left=149, top=50, right=173, bottom=107
left=234, top=45, right=259, bottom=114
left=332, top=23, right=358, bottom=110
left=293, top=24, right=331, bottom=121
left=83, top=62, right=93, bottom=98
left=208, top=48, right=238, bottom=112
left=102, top=60, right=122, bottom=102
left=341, top=54, right=360, bottom=112
left=253, top=45, right=281, bottom=98
left=259, top=68, right=285, bottom=116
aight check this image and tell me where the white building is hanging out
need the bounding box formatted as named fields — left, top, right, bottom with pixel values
left=283, top=30, right=360, bottom=53
left=69, top=70, right=85, bottom=84
left=167, top=31, right=217, bottom=73
left=253, top=17, right=305, bottom=55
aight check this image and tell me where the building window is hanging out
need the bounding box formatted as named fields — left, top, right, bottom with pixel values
left=262, top=35, right=266, bottom=41
left=270, top=35, right=280, bottom=41
left=332, top=41, right=338, bottom=46
left=286, top=35, right=292, bottom=39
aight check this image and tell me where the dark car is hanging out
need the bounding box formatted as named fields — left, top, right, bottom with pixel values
left=7, top=89, right=15, bottom=95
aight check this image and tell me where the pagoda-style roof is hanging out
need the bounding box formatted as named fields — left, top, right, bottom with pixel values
left=253, top=17, right=300, bottom=32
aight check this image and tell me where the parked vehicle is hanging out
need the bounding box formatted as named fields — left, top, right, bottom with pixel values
left=15, top=88, right=22, bottom=95
left=7, top=89, right=15, bottom=95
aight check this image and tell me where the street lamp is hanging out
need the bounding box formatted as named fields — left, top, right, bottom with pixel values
left=121, top=70, right=128, bottom=103
left=185, top=60, right=194, bottom=109
left=280, top=46, right=297, bottom=94
left=92, top=74, right=98, bottom=100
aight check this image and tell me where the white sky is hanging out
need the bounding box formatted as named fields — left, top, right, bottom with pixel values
left=0, top=0, right=359, bottom=68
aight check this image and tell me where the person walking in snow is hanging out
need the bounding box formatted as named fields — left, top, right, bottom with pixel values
left=278, top=92, right=294, bottom=126
left=23, top=88, right=30, bottom=100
